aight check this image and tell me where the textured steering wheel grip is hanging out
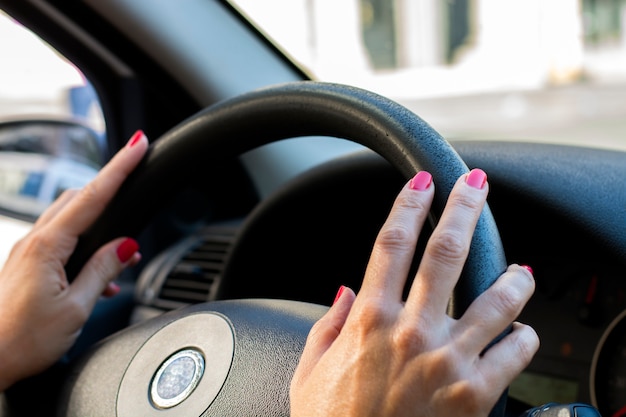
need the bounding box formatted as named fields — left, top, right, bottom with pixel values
left=64, top=81, right=508, bottom=413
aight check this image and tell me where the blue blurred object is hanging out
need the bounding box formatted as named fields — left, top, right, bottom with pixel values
left=67, top=82, right=98, bottom=119
left=519, top=402, right=602, bottom=416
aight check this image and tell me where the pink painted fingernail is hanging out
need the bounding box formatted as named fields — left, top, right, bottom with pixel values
left=466, top=168, right=487, bottom=189
left=127, top=130, right=145, bottom=148
left=116, top=238, right=139, bottom=263
left=520, top=265, right=534, bottom=275
left=333, top=285, right=346, bottom=305
left=409, top=171, right=432, bottom=191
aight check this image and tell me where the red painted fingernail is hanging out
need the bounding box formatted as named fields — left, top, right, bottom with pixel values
left=520, top=265, right=534, bottom=275
left=333, top=285, right=346, bottom=305
left=466, top=168, right=487, bottom=189
left=107, top=282, right=121, bottom=296
left=409, top=171, right=432, bottom=191
left=127, top=130, right=145, bottom=148
left=116, top=238, right=139, bottom=263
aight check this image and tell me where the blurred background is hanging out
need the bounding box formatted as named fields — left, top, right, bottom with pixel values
left=0, top=10, right=104, bottom=134
left=234, top=0, right=626, bottom=150
left=1, top=0, right=625, bottom=150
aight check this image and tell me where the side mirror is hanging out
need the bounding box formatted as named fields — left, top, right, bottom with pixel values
left=0, top=118, right=105, bottom=220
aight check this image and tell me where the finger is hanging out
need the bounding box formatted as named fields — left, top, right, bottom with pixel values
left=47, top=130, right=149, bottom=239
left=454, top=264, right=535, bottom=355
left=359, top=171, right=434, bottom=301
left=477, top=321, right=539, bottom=394
left=405, top=169, right=488, bottom=317
left=68, top=237, right=140, bottom=317
left=101, top=282, right=122, bottom=298
left=34, top=189, right=79, bottom=228
left=291, top=286, right=356, bottom=388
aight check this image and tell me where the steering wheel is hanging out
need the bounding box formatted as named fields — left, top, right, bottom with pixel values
left=58, top=81, right=507, bottom=416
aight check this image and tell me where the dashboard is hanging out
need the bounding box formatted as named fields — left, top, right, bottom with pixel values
left=512, top=255, right=624, bottom=411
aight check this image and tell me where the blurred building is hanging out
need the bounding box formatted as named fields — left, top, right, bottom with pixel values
left=236, top=0, right=626, bottom=97
left=363, top=0, right=625, bottom=84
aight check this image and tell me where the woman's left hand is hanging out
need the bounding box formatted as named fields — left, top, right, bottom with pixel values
left=0, top=130, right=149, bottom=391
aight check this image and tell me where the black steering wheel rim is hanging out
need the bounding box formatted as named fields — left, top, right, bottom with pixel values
left=67, top=81, right=506, bottom=306
left=63, top=80, right=508, bottom=416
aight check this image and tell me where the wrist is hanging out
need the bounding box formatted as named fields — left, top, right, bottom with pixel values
left=0, top=325, right=25, bottom=392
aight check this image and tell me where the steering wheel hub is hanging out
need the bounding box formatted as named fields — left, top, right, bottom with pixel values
left=117, top=313, right=234, bottom=417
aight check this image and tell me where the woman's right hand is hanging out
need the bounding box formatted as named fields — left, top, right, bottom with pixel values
left=290, top=169, right=539, bottom=417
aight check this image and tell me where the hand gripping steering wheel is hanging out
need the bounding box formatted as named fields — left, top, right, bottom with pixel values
left=60, top=81, right=508, bottom=417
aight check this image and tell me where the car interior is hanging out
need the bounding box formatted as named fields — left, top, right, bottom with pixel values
left=0, top=1, right=624, bottom=416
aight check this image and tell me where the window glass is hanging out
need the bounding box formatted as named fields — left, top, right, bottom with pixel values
left=0, top=11, right=105, bottom=135
left=0, top=10, right=105, bottom=222
left=231, top=0, right=626, bottom=152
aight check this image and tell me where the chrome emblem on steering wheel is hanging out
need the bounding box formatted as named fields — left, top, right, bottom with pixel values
left=150, top=349, right=205, bottom=409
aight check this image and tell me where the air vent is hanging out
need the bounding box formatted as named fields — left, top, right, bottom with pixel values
left=158, top=238, right=229, bottom=303
left=142, top=225, right=238, bottom=310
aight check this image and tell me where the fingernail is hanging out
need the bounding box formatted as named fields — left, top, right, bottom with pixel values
left=409, top=171, right=432, bottom=191
left=116, top=238, right=139, bottom=263
left=466, top=168, right=487, bottom=189
left=333, top=285, right=346, bottom=305
left=127, top=130, right=145, bottom=148
left=107, top=282, right=121, bottom=295
left=520, top=265, right=534, bottom=275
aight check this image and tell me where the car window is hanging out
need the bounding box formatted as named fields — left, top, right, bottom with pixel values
left=230, top=0, right=626, bottom=152
left=0, top=10, right=106, bottom=221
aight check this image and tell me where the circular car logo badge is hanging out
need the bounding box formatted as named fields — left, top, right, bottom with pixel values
left=150, top=349, right=205, bottom=409
left=117, top=313, right=234, bottom=417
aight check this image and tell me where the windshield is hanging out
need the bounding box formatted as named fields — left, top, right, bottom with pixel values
left=231, top=0, right=626, bottom=152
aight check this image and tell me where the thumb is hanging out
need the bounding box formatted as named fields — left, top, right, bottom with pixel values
left=69, top=237, right=140, bottom=314
left=292, top=286, right=356, bottom=388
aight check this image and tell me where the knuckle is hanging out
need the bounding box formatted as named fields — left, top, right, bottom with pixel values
left=357, top=302, right=388, bottom=329
left=393, top=323, right=427, bottom=353
left=374, top=192, right=430, bottom=253
left=75, top=181, right=106, bottom=214
left=490, top=284, right=525, bottom=317
left=423, top=350, right=455, bottom=384
left=15, top=230, right=56, bottom=257
left=376, top=224, right=415, bottom=252
left=453, top=380, right=489, bottom=415
left=448, top=192, right=482, bottom=213
left=392, top=313, right=448, bottom=355
left=513, top=324, right=540, bottom=364
left=427, top=230, right=467, bottom=262
left=78, top=181, right=100, bottom=204
left=396, top=192, right=429, bottom=213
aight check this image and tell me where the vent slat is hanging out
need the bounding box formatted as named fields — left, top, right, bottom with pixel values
left=175, top=261, right=224, bottom=272
left=156, top=227, right=235, bottom=307
left=159, top=289, right=209, bottom=303
left=163, top=277, right=213, bottom=290
left=184, top=254, right=225, bottom=262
